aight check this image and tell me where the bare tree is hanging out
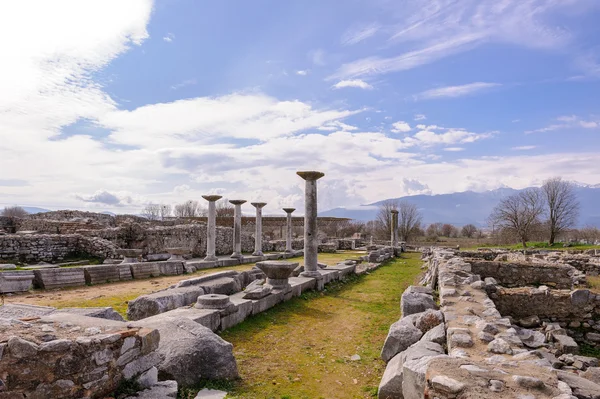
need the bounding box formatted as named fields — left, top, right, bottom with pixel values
left=216, top=199, right=234, bottom=218
left=398, top=201, right=422, bottom=242
left=1, top=206, right=28, bottom=218
left=141, top=204, right=161, bottom=220
left=173, top=200, right=202, bottom=218
left=1, top=206, right=28, bottom=233
left=159, top=204, right=172, bottom=220
left=375, top=200, right=399, bottom=240
left=461, top=224, right=478, bottom=238
left=541, top=177, right=580, bottom=245
left=489, top=188, right=545, bottom=248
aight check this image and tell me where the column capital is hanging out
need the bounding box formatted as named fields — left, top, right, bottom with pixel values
left=202, top=195, right=222, bottom=202
left=251, top=202, right=267, bottom=208
left=390, top=209, right=399, bottom=214
left=229, top=199, right=247, bottom=205
left=296, top=171, right=324, bottom=181
left=282, top=208, right=295, bottom=214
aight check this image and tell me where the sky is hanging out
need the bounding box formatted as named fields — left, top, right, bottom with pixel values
left=1, top=0, right=600, bottom=215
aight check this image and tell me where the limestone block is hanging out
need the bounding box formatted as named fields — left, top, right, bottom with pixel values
left=554, top=334, right=579, bottom=355
left=186, top=260, right=217, bottom=270
left=251, top=291, right=284, bottom=315
left=83, top=265, right=120, bottom=285
left=137, top=308, right=220, bottom=331
left=558, top=371, right=600, bottom=399
left=33, top=267, right=85, bottom=289
left=127, top=286, right=205, bottom=321
left=421, top=323, right=446, bottom=345
left=125, top=380, right=178, bottom=399
left=401, top=289, right=437, bottom=317
left=129, top=263, right=161, bottom=279
left=381, top=317, right=423, bottom=363
left=157, top=261, right=184, bottom=276
left=0, top=270, right=34, bottom=293
left=220, top=294, right=253, bottom=331
left=133, top=317, right=238, bottom=386
left=117, top=264, right=133, bottom=280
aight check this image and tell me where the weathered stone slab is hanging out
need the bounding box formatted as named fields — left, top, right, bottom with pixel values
left=401, top=289, right=437, bottom=317
left=220, top=293, right=253, bottom=331
left=263, top=253, right=283, bottom=260
left=217, top=258, right=240, bottom=267
left=59, top=307, right=125, bottom=322
left=0, top=270, right=34, bottom=293
left=318, top=269, right=340, bottom=284
left=117, top=264, right=133, bottom=280
left=129, top=263, right=161, bottom=279
left=241, top=255, right=263, bottom=264
left=0, top=303, right=56, bottom=318
left=289, top=276, right=316, bottom=297
left=251, top=291, right=284, bottom=315
left=137, top=307, right=220, bottom=331
left=157, top=261, right=184, bottom=276
left=327, top=264, right=356, bottom=279
left=186, top=260, right=217, bottom=271
left=32, top=267, right=85, bottom=289
left=127, top=286, right=205, bottom=321
left=83, top=264, right=120, bottom=285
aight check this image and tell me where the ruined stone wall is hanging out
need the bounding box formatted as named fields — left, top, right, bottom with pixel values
left=79, top=225, right=303, bottom=257
left=0, top=317, right=160, bottom=399
left=467, top=260, right=580, bottom=289
left=0, top=234, right=120, bottom=262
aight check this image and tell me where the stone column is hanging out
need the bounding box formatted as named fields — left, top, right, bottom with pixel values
left=282, top=208, right=295, bottom=253
left=251, top=202, right=267, bottom=256
left=202, top=195, right=222, bottom=261
left=297, top=171, right=324, bottom=280
left=230, top=200, right=246, bottom=259
left=391, top=209, right=399, bottom=247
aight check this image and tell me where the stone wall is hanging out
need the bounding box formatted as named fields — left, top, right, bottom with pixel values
left=0, top=315, right=160, bottom=399
left=467, top=260, right=582, bottom=289
left=0, top=234, right=120, bottom=263
left=79, top=224, right=303, bottom=257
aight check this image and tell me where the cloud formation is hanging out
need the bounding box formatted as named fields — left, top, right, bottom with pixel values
left=332, top=79, right=374, bottom=90
left=416, top=82, right=500, bottom=100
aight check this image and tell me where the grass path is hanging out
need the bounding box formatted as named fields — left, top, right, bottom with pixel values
left=215, top=253, right=423, bottom=399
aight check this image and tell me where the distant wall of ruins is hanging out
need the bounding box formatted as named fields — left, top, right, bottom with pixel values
left=0, top=235, right=120, bottom=263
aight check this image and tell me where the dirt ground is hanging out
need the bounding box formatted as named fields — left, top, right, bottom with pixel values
left=3, top=252, right=364, bottom=318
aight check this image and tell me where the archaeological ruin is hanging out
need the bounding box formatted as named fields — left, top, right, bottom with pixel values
left=2, top=171, right=600, bottom=398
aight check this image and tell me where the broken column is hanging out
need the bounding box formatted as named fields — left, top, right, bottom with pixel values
left=391, top=209, right=399, bottom=247
left=297, top=171, right=324, bottom=284
left=283, top=208, right=295, bottom=253
left=202, top=195, right=222, bottom=261
left=229, top=200, right=246, bottom=259
left=251, top=202, right=267, bottom=256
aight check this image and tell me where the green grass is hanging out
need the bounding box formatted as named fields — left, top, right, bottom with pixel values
left=215, top=253, right=423, bottom=399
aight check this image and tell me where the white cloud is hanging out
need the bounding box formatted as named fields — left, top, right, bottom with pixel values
left=402, top=129, right=493, bottom=147
left=170, top=79, right=197, bottom=90
left=526, top=115, right=600, bottom=134
left=310, top=49, right=326, bottom=66
left=163, top=32, right=175, bottom=42
left=75, top=190, right=139, bottom=206
left=296, top=70, right=308, bottom=76
left=329, top=1, right=593, bottom=80
left=416, top=82, right=500, bottom=100
left=512, top=145, right=537, bottom=150
left=332, top=79, right=374, bottom=90
left=444, top=147, right=465, bottom=152
left=414, top=114, right=427, bottom=121
left=341, top=23, right=381, bottom=46
left=391, top=121, right=411, bottom=133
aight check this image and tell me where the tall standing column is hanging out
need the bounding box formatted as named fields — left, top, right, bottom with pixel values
left=282, top=208, right=295, bottom=253
left=251, top=202, right=267, bottom=256
left=391, top=209, right=399, bottom=247
left=202, top=195, right=222, bottom=261
left=297, top=171, right=324, bottom=280
left=230, top=200, right=246, bottom=259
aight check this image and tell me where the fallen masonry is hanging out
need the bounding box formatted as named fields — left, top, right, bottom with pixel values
left=378, top=247, right=600, bottom=399
left=0, top=246, right=397, bottom=398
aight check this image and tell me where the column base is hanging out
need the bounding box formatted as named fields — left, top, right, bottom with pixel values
left=284, top=249, right=294, bottom=253
left=252, top=251, right=264, bottom=256
left=230, top=253, right=243, bottom=259
left=204, top=255, right=218, bottom=262
left=300, top=270, right=323, bottom=279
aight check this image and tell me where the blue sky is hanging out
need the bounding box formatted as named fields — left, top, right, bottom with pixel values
left=1, top=0, right=599, bottom=214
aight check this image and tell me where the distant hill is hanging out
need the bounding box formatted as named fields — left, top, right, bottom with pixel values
left=22, top=207, right=51, bottom=214
left=319, top=185, right=600, bottom=227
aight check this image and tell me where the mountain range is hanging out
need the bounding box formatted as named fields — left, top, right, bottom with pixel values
left=320, top=185, right=600, bottom=228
